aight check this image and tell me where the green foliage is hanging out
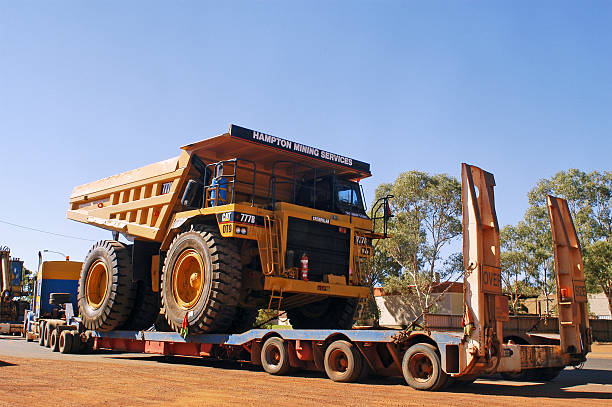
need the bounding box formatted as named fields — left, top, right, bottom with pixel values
left=583, top=240, right=612, bottom=308
left=354, top=246, right=401, bottom=325
left=373, top=171, right=462, bottom=313
left=500, top=223, right=540, bottom=313
left=255, top=308, right=279, bottom=329
left=503, top=169, right=612, bottom=315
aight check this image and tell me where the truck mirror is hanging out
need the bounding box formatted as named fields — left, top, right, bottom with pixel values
left=181, top=179, right=201, bottom=208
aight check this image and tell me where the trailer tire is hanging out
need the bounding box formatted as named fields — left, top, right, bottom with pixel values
left=49, top=328, right=60, bottom=352
left=161, top=225, right=241, bottom=334
left=261, top=337, right=291, bottom=375
left=59, top=330, right=73, bottom=354
left=43, top=322, right=52, bottom=348
left=38, top=322, right=46, bottom=346
left=287, top=298, right=357, bottom=329
left=402, top=343, right=444, bottom=391
left=324, top=340, right=363, bottom=383
left=78, top=241, right=136, bottom=331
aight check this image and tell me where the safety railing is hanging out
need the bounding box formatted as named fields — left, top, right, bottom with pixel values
left=370, top=195, right=394, bottom=237
left=203, top=158, right=256, bottom=207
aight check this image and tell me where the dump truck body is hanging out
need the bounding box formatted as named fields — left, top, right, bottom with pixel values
left=68, top=125, right=387, bottom=334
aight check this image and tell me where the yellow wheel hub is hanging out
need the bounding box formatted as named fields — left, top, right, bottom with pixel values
left=85, top=260, right=108, bottom=309
left=172, top=249, right=206, bottom=310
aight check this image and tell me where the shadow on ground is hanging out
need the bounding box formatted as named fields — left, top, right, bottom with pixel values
left=450, top=369, right=612, bottom=400
left=103, top=352, right=611, bottom=398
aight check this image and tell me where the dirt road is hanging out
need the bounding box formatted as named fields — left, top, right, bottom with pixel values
left=1, top=335, right=610, bottom=407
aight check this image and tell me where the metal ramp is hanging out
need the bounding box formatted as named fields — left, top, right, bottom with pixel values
left=546, top=195, right=591, bottom=355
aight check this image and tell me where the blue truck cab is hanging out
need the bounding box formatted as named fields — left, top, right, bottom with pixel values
left=24, top=259, right=81, bottom=337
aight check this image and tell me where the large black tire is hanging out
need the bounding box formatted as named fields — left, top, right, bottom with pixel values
left=402, top=343, right=445, bottom=391
left=49, top=328, right=60, bottom=352
left=119, top=280, right=159, bottom=331
left=287, top=298, right=357, bottom=329
left=78, top=241, right=136, bottom=331
left=324, top=340, right=363, bottom=383
left=161, top=225, right=241, bottom=334
left=38, top=321, right=46, bottom=346
left=43, top=322, right=52, bottom=348
left=261, top=337, right=291, bottom=375
left=59, top=330, right=74, bottom=354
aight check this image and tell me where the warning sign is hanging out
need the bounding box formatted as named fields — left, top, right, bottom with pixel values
left=481, top=264, right=502, bottom=295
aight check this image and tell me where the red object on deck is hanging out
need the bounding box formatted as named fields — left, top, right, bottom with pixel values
left=300, top=253, right=309, bottom=281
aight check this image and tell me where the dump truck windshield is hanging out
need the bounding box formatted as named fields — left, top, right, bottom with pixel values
left=296, top=175, right=367, bottom=217
left=335, top=180, right=367, bottom=218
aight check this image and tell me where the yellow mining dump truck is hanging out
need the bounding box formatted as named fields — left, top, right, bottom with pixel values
left=68, top=125, right=391, bottom=333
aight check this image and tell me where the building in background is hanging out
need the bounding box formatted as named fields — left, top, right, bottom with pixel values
left=374, top=282, right=463, bottom=328
left=374, top=283, right=612, bottom=326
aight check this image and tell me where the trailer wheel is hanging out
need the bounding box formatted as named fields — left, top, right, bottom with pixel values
left=161, top=225, right=241, bottom=334
left=78, top=241, right=136, bottom=331
left=38, top=322, right=46, bottom=346
left=287, top=298, right=357, bottom=329
left=59, top=330, right=73, bottom=354
left=261, top=337, right=291, bottom=375
left=85, top=333, right=95, bottom=353
left=49, top=328, right=60, bottom=352
left=402, top=343, right=445, bottom=391
left=43, top=322, right=52, bottom=348
left=324, top=340, right=363, bottom=383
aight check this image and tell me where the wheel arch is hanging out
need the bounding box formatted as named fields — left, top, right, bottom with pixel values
left=161, top=215, right=218, bottom=251
left=401, top=333, right=440, bottom=355
left=323, top=332, right=353, bottom=348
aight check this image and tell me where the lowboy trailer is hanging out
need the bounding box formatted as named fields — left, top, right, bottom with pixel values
left=40, top=163, right=590, bottom=391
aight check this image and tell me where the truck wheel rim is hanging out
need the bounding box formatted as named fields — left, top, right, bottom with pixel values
left=172, top=249, right=205, bottom=310
left=265, top=345, right=281, bottom=366
left=86, top=260, right=108, bottom=309
left=329, top=349, right=349, bottom=373
left=408, top=353, right=433, bottom=383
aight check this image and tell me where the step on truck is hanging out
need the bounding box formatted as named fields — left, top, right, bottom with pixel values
left=67, top=124, right=391, bottom=334
left=45, top=162, right=589, bottom=391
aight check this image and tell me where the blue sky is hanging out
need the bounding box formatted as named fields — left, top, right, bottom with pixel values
left=1, top=1, right=611, bottom=271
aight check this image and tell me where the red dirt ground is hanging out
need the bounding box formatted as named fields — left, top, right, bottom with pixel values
left=1, top=337, right=610, bottom=407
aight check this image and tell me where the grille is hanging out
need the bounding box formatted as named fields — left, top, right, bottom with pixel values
left=286, top=217, right=350, bottom=282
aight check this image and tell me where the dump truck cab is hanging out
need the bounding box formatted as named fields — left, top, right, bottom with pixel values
left=67, top=125, right=389, bottom=334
